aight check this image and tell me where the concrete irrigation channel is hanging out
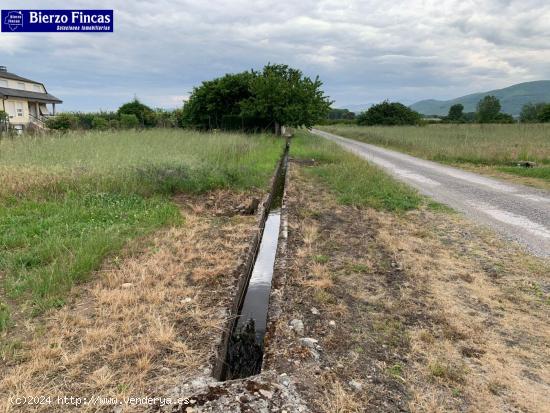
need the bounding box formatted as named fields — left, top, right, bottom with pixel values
left=215, top=143, right=289, bottom=381
left=159, top=139, right=311, bottom=412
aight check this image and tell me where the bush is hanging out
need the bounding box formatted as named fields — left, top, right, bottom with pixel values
left=118, top=99, right=157, bottom=127
left=120, top=113, right=140, bottom=129
left=520, top=103, right=546, bottom=123
left=357, top=101, right=422, bottom=126
left=538, top=104, right=550, bottom=123
left=91, top=116, right=109, bottom=130
left=45, top=113, right=78, bottom=130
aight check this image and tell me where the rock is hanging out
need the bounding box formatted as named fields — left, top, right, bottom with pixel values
left=310, top=307, right=320, bottom=315
left=121, top=282, right=133, bottom=289
left=181, top=297, right=193, bottom=304
left=289, top=319, right=304, bottom=335
left=299, top=337, right=318, bottom=349
left=516, top=161, right=536, bottom=168
left=328, top=320, right=336, bottom=327
left=259, top=389, right=273, bottom=399
left=349, top=380, right=363, bottom=392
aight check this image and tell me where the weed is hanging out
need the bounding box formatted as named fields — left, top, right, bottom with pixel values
left=292, top=131, right=422, bottom=211
left=0, top=302, right=9, bottom=331
left=0, top=130, right=285, bottom=328
left=429, top=359, right=467, bottom=384
left=313, top=254, right=329, bottom=264
left=388, top=363, right=403, bottom=378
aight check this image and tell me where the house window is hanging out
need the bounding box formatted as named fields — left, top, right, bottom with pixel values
left=5, top=101, right=16, bottom=118
left=0, top=79, right=7, bottom=87
left=16, top=102, right=24, bottom=117
left=33, top=84, right=42, bottom=92
left=17, top=82, right=26, bottom=90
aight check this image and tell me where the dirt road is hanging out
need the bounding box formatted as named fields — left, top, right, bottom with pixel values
left=312, top=129, right=550, bottom=258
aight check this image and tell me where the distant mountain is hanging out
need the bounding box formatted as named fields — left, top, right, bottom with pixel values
left=410, top=81, right=550, bottom=117
left=336, top=103, right=373, bottom=113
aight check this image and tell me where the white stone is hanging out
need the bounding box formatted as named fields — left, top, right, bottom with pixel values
left=289, top=319, right=304, bottom=335
left=299, top=337, right=318, bottom=348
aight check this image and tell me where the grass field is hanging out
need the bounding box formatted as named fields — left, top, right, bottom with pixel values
left=0, top=130, right=284, bottom=330
left=317, top=124, right=550, bottom=182
left=292, top=131, right=422, bottom=211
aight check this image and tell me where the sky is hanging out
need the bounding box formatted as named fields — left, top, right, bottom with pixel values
left=1, top=0, right=549, bottom=112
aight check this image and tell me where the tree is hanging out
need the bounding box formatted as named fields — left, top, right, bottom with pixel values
left=180, top=72, right=255, bottom=129
left=476, top=96, right=501, bottom=123
left=520, top=103, right=546, bottom=123
left=538, top=104, right=550, bottom=123
left=181, top=64, right=331, bottom=133
left=447, top=104, right=464, bottom=122
left=240, top=64, right=332, bottom=133
left=327, top=108, right=355, bottom=120
left=117, top=98, right=156, bottom=127
left=356, top=101, right=422, bottom=126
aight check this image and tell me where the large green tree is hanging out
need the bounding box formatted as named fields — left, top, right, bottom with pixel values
left=476, top=96, right=501, bottom=123
left=181, top=64, right=331, bottom=133
left=180, top=72, right=255, bottom=129
left=240, top=64, right=331, bottom=133
left=356, top=101, right=422, bottom=126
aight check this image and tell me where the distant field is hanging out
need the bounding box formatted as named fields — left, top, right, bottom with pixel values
left=317, top=124, right=550, bottom=182
left=0, top=130, right=284, bottom=329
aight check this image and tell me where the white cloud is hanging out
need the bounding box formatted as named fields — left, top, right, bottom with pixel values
left=0, top=0, right=549, bottom=109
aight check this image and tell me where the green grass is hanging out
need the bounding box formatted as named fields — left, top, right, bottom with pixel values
left=291, top=131, right=421, bottom=211
left=497, top=166, right=550, bottom=180
left=0, top=129, right=285, bottom=329
left=317, top=124, right=550, bottom=169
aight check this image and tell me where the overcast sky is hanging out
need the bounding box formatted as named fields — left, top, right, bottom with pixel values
left=1, top=0, right=549, bottom=111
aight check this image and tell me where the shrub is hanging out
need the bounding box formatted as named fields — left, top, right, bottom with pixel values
left=520, top=103, right=546, bottom=123
left=91, top=116, right=109, bottom=130
left=118, top=99, right=157, bottom=127
left=119, top=113, right=140, bottom=129
left=357, top=101, right=422, bottom=126
left=538, top=104, right=550, bottom=123
left=46, top=113, right=78, bottom=130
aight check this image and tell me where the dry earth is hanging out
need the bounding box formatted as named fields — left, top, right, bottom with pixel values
left=264, top=161, right=549, bottom=413
left=1, top=162, right=548, bottom=413
left=0, top=190, right=262, bottom=412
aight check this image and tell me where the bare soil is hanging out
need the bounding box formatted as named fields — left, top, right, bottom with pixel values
left=264, top=161, right=549, bottom=413
left=0, top=190, right=262, bottom=412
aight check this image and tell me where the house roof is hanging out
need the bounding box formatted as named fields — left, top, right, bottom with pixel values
left=0, top=70, right=39, bottom=84
left=0, top=87, right=63, bottom=104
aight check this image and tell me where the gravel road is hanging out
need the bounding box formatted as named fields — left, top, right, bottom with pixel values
left=312, top=128, right=550, bottom=258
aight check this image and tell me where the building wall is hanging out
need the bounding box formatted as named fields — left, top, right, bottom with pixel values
left=2, top=98, right=31, bottom=125
left=0, top=76, right=45, bottom=93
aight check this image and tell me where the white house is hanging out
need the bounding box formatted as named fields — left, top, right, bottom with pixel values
left=0, top=66, right=62, bottom=132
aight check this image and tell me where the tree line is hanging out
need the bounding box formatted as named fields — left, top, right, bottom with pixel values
left=323, top=96, right=550, bottom=126
left=43, top=64, right=331, bottom=133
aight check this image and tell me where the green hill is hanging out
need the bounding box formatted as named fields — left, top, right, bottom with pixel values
left=410, top=81, right=550, bottom=117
